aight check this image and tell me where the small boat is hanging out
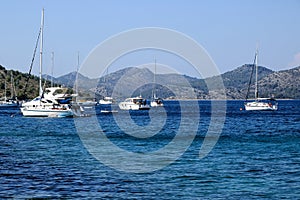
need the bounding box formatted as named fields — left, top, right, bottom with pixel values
left=150, top=58, right=163, bottom=107
left=99, top=96, right=114, bottom=105
left=100, top=109, right=118, bottom=114
left=0, top=72, right=19, bottom=108
left=0, top=99, right=19, bottom=108
left=119, top=96, right=150, bottom=110
left=150, top=97, right=164, bottom=107
left=76, top=99, right=98, bottom=107
left=244, top=49, right=278, bottom=111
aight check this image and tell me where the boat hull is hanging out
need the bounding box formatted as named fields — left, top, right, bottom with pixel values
left=119, top=102, right=150, bottom=110
left=99, top=100, right=113, bottom=105
left=21, top=108, right=73, bottom=117
left=244, top=102, right=278, bottom=111
left=150, top=101, right=164, bottom=107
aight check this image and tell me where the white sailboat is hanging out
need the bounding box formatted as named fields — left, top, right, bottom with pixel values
left=244, top=49, right=278, bottom=111
left=21, top=9, right=74, bottom=117
left=0, top=72, right=19, bottom=107
left=99, top=68, right=114, bottom=105
left=150, top=59, right=163, bottom=107
left=74, top=52, right=97, bottom=107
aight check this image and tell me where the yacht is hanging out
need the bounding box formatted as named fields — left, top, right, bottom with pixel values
left=119, top=96, right=150, bottom=110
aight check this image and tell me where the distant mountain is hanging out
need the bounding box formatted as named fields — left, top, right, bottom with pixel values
left=1, top=63, right=300, bottom=100
left=258, top=66, right=300, bottom=99
left=55, top=72, right=98, bottom=90
left=92, top=65, right=299, bottom=100
left=209, top=64, right=274, bottom=99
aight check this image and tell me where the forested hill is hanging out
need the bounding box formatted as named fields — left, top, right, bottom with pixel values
left=0, top=65, right=59, bottom=100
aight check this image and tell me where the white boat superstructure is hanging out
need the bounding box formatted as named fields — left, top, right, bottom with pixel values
left=244, top=49, right=278, bottom=111
left=43, top=87, right=76, bottom=103
left=119, top=96, right=150, bottom=110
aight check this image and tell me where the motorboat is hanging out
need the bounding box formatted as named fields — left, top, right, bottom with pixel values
left=99, top=96, right=114, bottom=105
left=119, top=96, right=150, bottom=110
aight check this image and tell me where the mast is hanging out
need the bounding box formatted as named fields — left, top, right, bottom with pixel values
left=10, top=71, right=15, bottom=98
left=4, top=78, right=7, bottom=101
left=254, top=49, right=258, bottom=99
left=51, top=52, right=54, bottom=87
left=39, top=8, right=44, bottom=97
left=76, top=51, right=79, bottom=96
left=152, top=58, right=157, bottom=99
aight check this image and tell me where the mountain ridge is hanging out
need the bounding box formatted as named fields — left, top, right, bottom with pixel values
left=57, top=65, right=299, bottom=100
left=1, top=64, right=299, bottom=100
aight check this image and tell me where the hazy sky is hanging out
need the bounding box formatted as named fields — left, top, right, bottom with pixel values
left=0, top=0, right=299, bottom=78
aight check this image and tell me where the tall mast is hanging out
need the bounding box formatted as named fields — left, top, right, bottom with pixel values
left=76, top=51, right=79, bottom=95
left=39, top=8, right=44, bottom=97
left=4, top=78, right=7, bottom=101
left=10, top=71, right=14, bottom=98
left=51, top=52, right=54, bottom=87
left=152, top=58, right=157, bottom=99
left=254, top=49, right=258, bottom=99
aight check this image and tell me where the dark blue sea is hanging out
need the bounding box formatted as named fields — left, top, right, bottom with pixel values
left=0, top=100, right=299, bottom=199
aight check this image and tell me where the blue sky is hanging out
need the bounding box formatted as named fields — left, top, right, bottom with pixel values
left=0, top=0, right=299, bottom=78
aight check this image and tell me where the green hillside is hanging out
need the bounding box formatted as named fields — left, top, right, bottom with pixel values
left=0, top=65, right=59, bottom=100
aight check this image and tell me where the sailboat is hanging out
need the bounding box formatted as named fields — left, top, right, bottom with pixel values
left=244, top=49, right=278, bottom=111
left=99, top=68, right=114, bottom=105
left=21, top=9, right=74, bottom=117
left=150, top=59, right=163, bottom=107
left=74, top=52, right=97, bottom=107
left=0, top=71, right=19, bottom=107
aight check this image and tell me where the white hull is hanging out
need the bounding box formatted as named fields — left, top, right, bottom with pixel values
left=244, top=101, right=278, bottom=111
left=119, top=102, right=150, bottom=110
left=0, top=102, right=19, bottom=108
left=77, top=101, right=98, bottom=107
left=150, top=99, right=163, bottom=107
left=99, top=100, right=113, bottom=105
left=21, top=107, right=73, bottom=117
left=118, top=96, right=150, bottom=110
left=99, top=97, right=114, bottom=105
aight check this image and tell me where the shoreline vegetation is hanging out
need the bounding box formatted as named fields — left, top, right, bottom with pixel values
left=0, top=64, right=299, bottom=100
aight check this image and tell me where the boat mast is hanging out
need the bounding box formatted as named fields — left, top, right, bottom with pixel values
left=10, top=71, right=14, bottom=99
left=152, top=58, right=157, bottom=99
left=254, top=49, right=258, bottom=99
left=51, top=52, right=54, bottom=87
left=76, top=51, right=79, bottom=96
left=39, top=8, right=44, bottom=97
left=4, top=78, right=7, bottom=101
